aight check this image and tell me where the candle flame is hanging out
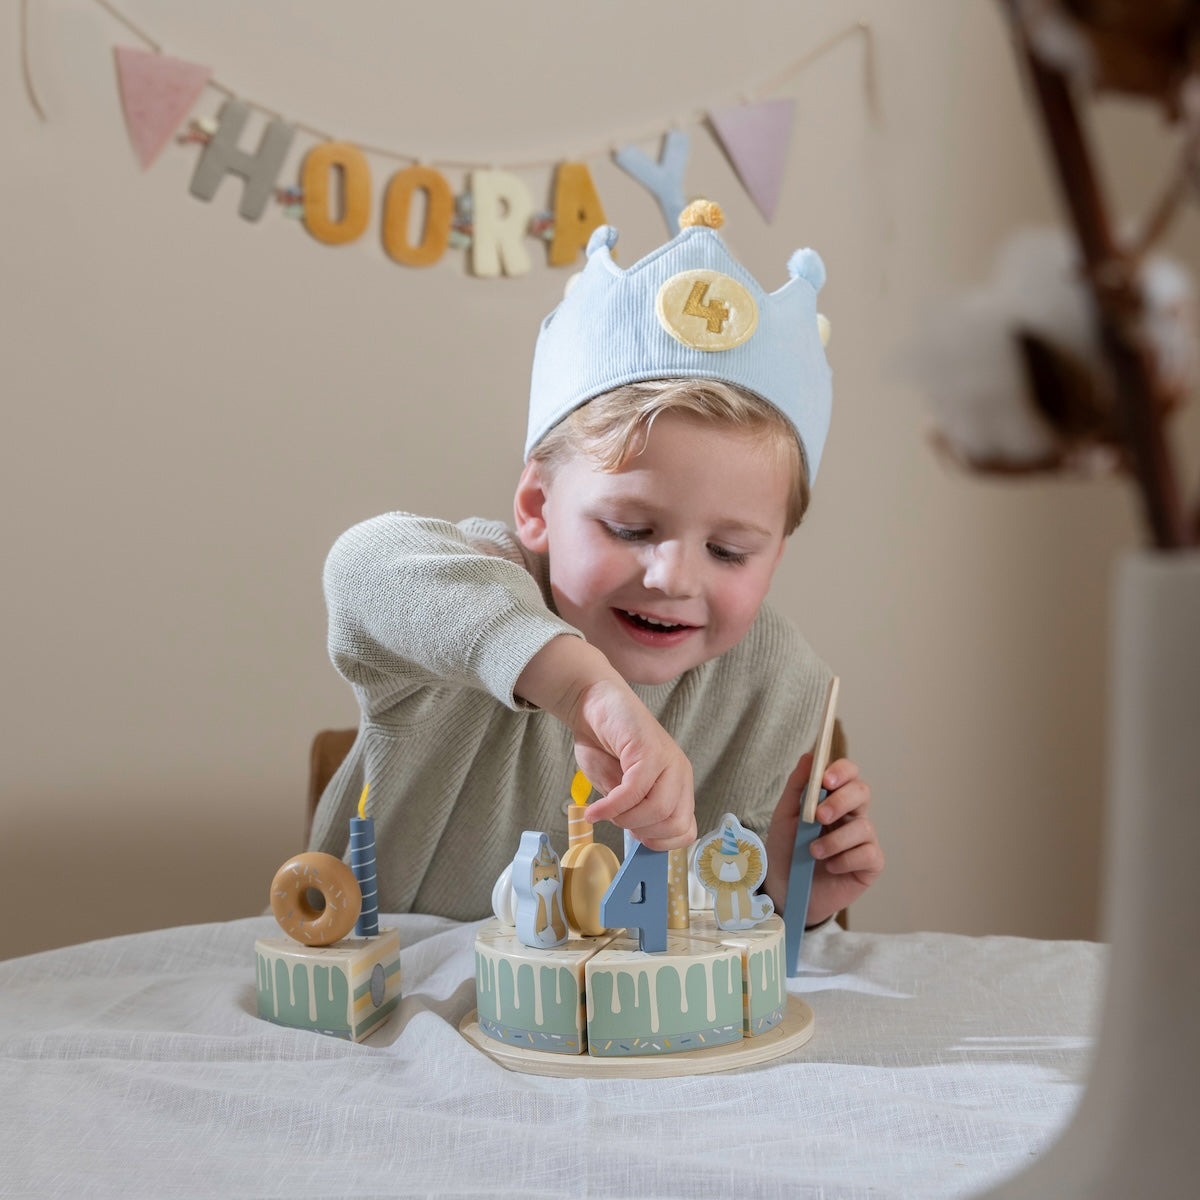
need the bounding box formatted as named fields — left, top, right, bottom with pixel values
left=570, top=770, right=591, bottom=806
left=358, top=783, right=370, bottom=820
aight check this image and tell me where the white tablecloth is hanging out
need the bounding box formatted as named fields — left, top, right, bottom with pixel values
left=0, top=915, right=1102, bottom=1199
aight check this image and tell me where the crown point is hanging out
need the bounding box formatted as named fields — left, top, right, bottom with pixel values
left=678, top=199, right=724, bottom=231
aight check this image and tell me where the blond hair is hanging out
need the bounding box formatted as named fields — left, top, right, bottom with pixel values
left=529, top=379, right=810, bottom=533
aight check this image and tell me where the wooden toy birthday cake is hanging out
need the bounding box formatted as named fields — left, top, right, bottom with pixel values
left=466, top=778, right=812, bottom=1070
left=254, top=707, right=833, bottom=1073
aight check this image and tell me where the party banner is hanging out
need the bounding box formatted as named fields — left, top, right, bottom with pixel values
left=23, top=2, right=877, bottom=277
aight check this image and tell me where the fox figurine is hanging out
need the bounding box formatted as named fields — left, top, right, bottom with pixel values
left=513, top=831, right=568, bottom=949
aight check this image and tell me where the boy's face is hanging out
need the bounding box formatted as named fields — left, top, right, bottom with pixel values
left=515, top=411, right=790, bottom=686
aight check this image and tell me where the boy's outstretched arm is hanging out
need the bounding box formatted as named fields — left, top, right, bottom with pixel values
left=764, top=753, right=884, bottom=927
left=515, top=634, right=696, bottom=850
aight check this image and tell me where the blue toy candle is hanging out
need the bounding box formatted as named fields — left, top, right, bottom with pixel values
left=350, top=784, right=379, bottom=938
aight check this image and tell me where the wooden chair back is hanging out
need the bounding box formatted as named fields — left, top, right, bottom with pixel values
left=305, top=727, right=357, bottom=842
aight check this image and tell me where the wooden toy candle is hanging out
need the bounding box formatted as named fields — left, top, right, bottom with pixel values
left=350, top=783, right=379, bottom=938
left=601, top=842, right=670, bottom=953
left=560, top=771, right=619, bottom=936
left=667, top=847, right=690, bottom=930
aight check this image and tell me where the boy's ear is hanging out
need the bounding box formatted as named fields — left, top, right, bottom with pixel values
left=513, top=460, right=550, bottom=553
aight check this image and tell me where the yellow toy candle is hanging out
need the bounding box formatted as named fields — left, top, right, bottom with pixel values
left=566, top=802, right=592, bottom=849
left=560, top=771, right=619, bottom=936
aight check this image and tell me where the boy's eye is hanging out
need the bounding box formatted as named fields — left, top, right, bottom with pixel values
left=603, top=523, right=650, bottom=542
left=707, top=543, right=749, bottom=565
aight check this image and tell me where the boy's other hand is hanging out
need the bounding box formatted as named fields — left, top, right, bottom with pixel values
left=764, top=753, right=883, bottom=927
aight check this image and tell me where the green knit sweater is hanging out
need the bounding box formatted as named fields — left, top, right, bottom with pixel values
left=308, top=512, right=832, bottom=920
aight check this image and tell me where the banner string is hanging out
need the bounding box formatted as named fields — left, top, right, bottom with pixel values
left=20, top=0, right=46, bottom=120
left=22, top=1, right=879, bottom=167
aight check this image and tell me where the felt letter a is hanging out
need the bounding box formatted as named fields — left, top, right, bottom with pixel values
left=548, top=162, right=606, bottom=267
left=470, top=171, right=533, bottom=278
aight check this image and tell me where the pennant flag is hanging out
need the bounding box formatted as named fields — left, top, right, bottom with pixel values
left=114, top=46, right=211, bottom=169
left=706, top=98, right=796, bottom=222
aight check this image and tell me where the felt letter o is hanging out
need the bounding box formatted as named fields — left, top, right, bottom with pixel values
left=381, top=166, right=453, bottom=267
left=302, top=142, right=371, bottom=245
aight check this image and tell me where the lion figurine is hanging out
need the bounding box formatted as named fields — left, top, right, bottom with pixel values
left=694, top=814, right=775, bottom=931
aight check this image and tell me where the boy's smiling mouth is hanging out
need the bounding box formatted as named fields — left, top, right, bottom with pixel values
left=615, top=609, right=697, bottom=637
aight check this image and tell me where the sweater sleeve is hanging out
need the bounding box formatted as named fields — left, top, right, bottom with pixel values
left=323, top=513, right=581, bottom=714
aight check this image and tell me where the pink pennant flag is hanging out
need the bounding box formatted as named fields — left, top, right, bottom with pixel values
left=707, top=98, right=796, bottom=223
left=113, top=46, right=211, bottom=169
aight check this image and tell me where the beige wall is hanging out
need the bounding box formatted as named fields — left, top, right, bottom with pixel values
left=4, top=0, right=1195, bottom=960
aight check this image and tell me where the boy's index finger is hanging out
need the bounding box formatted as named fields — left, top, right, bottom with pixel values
left=581, top=773, right=646, bottom=824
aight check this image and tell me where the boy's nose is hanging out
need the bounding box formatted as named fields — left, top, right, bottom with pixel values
left=642, top=541, right=698, bottom=597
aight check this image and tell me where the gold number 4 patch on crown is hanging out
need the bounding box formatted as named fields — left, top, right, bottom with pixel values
left=655, top=269, right=758, bottom=351
left=683, top=281, right=729, bottom=332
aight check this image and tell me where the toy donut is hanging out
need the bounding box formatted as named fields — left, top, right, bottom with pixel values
left=269, top=851, right=362, bottom=946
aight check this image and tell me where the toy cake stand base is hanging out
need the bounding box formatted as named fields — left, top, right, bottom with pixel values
left=459, top=993, right=814, bottom=1078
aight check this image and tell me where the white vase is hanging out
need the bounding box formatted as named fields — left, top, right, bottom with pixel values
left=980, top=551, right=1200, bottom=1197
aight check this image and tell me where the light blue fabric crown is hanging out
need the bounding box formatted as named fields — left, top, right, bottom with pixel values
left=527, top=211, right=833, bottom=482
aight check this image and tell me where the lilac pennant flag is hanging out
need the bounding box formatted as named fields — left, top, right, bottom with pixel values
left=707, top=98, right=796, bottom=222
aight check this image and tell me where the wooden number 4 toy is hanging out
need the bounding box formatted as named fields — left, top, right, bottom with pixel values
left=783, top=675, right=840, bottom=977
left=600, top=842, right=670, bottom=953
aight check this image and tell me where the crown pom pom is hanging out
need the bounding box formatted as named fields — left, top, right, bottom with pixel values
left=678, top=199, right=725, bottom=230
left=586, top=225, right=619, bottom=256
left=788, top=247, right=826, bottom=293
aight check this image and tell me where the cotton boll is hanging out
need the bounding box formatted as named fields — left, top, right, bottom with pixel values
left=992, top=230, right=1096, bottom=359
left=997, top=230, right=1198, bottom=406
left=1141, top=254, right=1199, bottom=405
left=909, top=227, right=1197, bottom=474
left=1017, top=0, right=1098, bottom=86
left=909, top=285, right=1063, bottom=470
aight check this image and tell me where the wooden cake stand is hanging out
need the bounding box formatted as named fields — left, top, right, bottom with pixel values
left=459, top=993, right=814, bottom=1078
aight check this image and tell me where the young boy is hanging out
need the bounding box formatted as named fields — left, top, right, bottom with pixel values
left=309, top=202, right=883, bottom=929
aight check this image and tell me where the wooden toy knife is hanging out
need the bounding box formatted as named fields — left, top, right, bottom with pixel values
left=783, top=674, right=840, bottom=977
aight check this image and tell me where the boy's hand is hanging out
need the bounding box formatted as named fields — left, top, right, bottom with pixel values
left=764, top=753, right=883, bottom=927
left=516, top=636, right=696, bottom=850
left=569, top=677, right=696, bottom=850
